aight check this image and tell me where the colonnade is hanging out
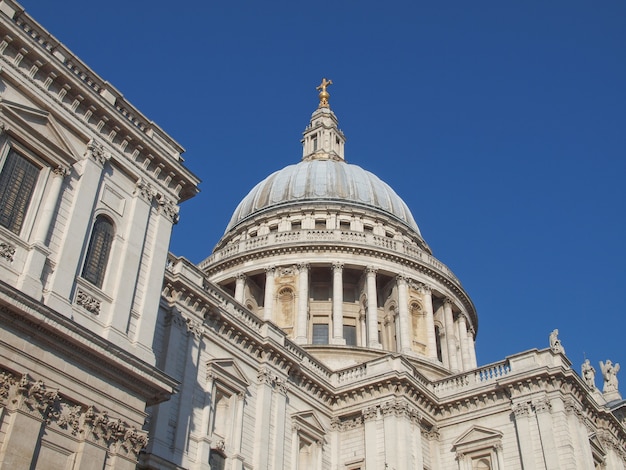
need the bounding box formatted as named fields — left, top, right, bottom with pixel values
left=230, top=263, right=478, bottom=372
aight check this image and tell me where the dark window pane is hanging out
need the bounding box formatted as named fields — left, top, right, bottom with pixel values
left=82, top=216, right=114, bottom=288
left=0, top=150, right=39, bottom=234
left=343, top=325, right=357, bottom=346
left=312, top=323, right=328, bottom=344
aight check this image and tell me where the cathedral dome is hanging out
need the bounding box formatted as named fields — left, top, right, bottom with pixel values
left=225, top=159, right=421, bottom=235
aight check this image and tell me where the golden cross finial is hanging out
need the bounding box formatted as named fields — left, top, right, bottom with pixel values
left=316, top=78, right=333, bottom=108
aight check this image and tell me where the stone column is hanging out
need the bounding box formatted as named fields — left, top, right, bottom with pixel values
left=134, top=197, right=178, bottom=361
left=382, top=402, right=399, bottom=470
left=411, top=412, right=425, bottom=470
left=457, top=314, right=471, bottom=371
left=234, top=273, right=246, bottom=303
left=107, top=180, right=153, bottom=341
left=443, top=298, right=459, bottom=372
left=565, top=399, right=595, bottom=470
left=263, top=266, right=275, bottom=321
left=272, top=379, right=289, bottom=470
left=329, top=418, right=340, bottom=469
left=331, top=262, right=345, bottom=345
left=366, top=267, right=381, bottom=349
left=511, top=402, right=535, bottom=469
left=173, top=323, right=203, bottom=454
left=231, top=392, right=246, bottom=470
left=47, top=140, right=108, bottom=306
left=33, top=166, right=69, bottom=243
left=397, top=276, right=411, bottom=353
left=18, top=166, right=70, bottom=297
left=253, top=368, right=274, bottom=469
left=468, top=329, right=478, bottom=368
left=419, top=284, right=438, bottom=360
left=534, top=398, right=560, bottom=470
left=196, top=370, right=216, bottom=466
left=295, top=263, right=309, bottom=344
left=363, top=406, right=378, bottom=469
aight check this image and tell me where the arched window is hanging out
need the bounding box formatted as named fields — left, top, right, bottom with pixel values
left=0, top=150, right=39, bottom=235
left=82, top=215, right=114, bottom=288
left=435, top=325, right=443, bottom=362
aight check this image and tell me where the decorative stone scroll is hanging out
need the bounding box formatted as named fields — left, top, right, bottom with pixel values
left=0, top=241, right=16, bottom=262
left=156, top=193, right=179, bottom=224
left=0, top=371, right=148, bottom=455
left=257, top=367, right=289, bottom=394
left=75, top=288, right=101, bottom=315
left=85, top=138, right=108, bottom=165
left=134, top=178, right=154, bottom=202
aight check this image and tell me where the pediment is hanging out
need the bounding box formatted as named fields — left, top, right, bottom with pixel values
left=588, top=433, right=607, bottom=457
left=206, top=358, right=250, bottom=393
left=292, top=410, right=325, bottom=440
left=453, top=425, right=503, bottom=449
left=0, top=99, right=81, bottom=160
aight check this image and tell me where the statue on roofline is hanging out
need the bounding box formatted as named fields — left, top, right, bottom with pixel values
left=600, top=360, right=620, bottom=394
left=549, top=329, right=564, bottom=354
left=581, top=359, right=596, bottom=389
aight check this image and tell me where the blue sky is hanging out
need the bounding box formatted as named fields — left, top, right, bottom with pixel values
left=25, top=1, right=625, bottom=375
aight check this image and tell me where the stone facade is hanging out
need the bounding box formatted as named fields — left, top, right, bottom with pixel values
left=0, top=1, right=198, bottom=468
left=0, top=2, right=624, bottom=470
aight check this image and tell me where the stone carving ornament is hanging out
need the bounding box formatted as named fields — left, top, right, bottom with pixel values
left=581, top=359, right=596, bottom=389
left=600, top=360, right=620, bottom=393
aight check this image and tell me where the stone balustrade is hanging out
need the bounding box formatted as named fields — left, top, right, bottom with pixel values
left=433, top=359, right=511, bottom=397
left=199, top=229, right=459, bottom=283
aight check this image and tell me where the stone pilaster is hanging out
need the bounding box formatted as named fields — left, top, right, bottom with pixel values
left=443, top=298, right=459, bottom=372
left=263, top=266, right=276, bottom=321
left=512, top=402, right=535, bottom=469
left=295, top=263, right=309, bottom=344
left=419, top=284, right=438, bottom=360
left=234, top=273, right=246, bottom=303
left=331, top=262, right=345, bottom=345
left=396, top=276, right=411, bottom=353
left=457, top=313, right=471, bottom=371
left=366, top=267, right=381, bottom=349
left=18, top=165, right=70, bottom=297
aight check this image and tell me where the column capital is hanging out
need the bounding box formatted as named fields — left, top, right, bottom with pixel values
left=265, top=265, right=276, bottom=275
left=52, top=165, right=71, bottom=178
left=443, top=297, right=455, bottom=306
left=332, top=262, right=344, bottom=271
left=134, top=178, right=154, bottom=202
left=84, top=138, right=109, bottom=165
left=365, top=266, right=378, bottom=276
left=396, top=274, right=408, bottom=285
left=417, top=283, right=432, bottom=295
left=236, top=272, right=247, bottom=281
left=297, top=262, right=310, bottom=272
left=512, top=402, right=530, bottom=418
left=457, top=312, right=468, bottom=324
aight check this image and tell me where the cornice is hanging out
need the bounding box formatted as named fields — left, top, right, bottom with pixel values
left=203, top=240, right=477, bottom=330
left=0, top=8, right=199, bottom=202
left=0, top=279, right=177, bottom=406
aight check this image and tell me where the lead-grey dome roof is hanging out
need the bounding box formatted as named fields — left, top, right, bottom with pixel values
left=225, top=159, right=421, bottom=234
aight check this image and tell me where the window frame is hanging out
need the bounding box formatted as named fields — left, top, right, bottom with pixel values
left=81, top=214, right=115, bottom=289
left=0, top=145, right=43, bottom=238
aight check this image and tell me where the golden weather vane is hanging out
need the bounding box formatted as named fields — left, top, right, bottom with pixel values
left=316, top=78, right=333, bottom=108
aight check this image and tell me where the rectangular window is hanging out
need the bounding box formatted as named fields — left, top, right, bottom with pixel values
left=343, top=325, right=357, bottom=346
left=312, top=323, right=329, bottom=344
left=0, top=150, right=39, bottom=235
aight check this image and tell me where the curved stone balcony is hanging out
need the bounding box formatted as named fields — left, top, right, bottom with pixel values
left=200, top=228, right=460, bottom=286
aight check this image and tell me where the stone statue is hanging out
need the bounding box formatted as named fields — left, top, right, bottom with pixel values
left=600, top=360, right=620, bottom=393
left=549, top=329, right=564, bottom=354
left=581, top=359, right=596, bottom=389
